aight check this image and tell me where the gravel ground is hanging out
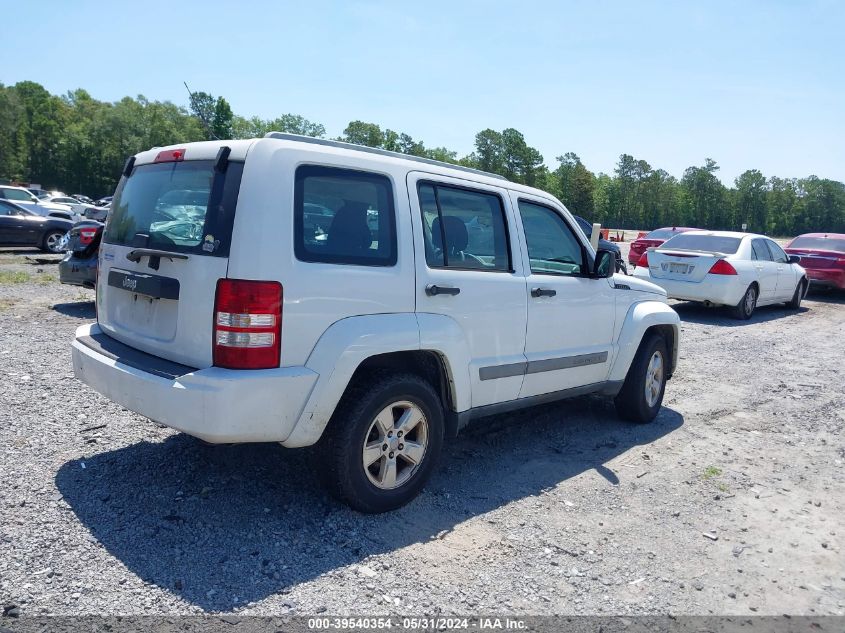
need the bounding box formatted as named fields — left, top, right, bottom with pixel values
left=1, top=245, right=843, bottom=618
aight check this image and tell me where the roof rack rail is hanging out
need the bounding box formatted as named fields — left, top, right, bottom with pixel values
left=263, top=132, right=507, bottom=181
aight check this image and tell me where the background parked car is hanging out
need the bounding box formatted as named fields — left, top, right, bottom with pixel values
left=41, top=194, right=96, bottom=218
left=59, top=221, right=103, bottom=288
left=72, top=194, right=94, bottom=205
left=0, top=199, right=73, bottom=253
left=0, top=185, right=77, bottom=221
left=573, top=215, right=627, bottom=273
left=633, top=230, right=808, bottom=319
left=629, top=227, right=696, bottom=267
left=94, top=195, right=113, bottom=207
left=784, top=233, right=845, bottom=290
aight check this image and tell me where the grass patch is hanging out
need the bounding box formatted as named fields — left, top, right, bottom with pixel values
left=34, top=273, right=56, bottom=285
left=702, top=465, right=722, bottom=479
left=0, top=270, right=29, bottom=284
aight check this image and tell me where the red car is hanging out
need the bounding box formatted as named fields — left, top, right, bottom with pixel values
left=629, top=227, right=696, bottom=266
left=784, top=233, right=845, bottom=290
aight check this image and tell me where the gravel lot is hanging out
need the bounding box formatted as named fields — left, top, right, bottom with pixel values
left=1, top=245, right=843, bottom=618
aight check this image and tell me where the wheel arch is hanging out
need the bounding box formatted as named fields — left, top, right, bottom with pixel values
left=608, top=300, right=680, bottom=383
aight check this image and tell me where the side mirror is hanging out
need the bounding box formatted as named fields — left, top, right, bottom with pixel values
left=788, top=255, right=801, bottom=265
left=592, top=249, right=615, bottom=278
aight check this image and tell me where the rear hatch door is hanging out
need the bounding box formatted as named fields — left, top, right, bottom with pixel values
left=96, top=143, right=249, bottom=368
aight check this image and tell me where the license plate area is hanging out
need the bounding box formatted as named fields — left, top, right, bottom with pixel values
left=108, top=269, right=180, bottom=300
left=664, top=262, right=690, bottom=274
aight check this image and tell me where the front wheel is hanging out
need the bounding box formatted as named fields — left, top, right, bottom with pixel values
left=786, top=278, right=806, bottom=309
left=614, top=333, right=668, bottom=423
left=318, top=372, right=444, bottom=513
left=41, top=230, right=66, bottom=253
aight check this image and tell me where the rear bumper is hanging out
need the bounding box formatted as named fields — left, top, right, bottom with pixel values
left=72, top=323, right=319, bottom=443
left=632, top=269, right=744, bottom=306
left=806, top=268, right=845, bottom=289
left=59, top=254, right=97, bottom=288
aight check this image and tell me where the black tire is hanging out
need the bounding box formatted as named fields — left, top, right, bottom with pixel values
left=41, top=230, right=65, bottom=253
left=730, top=284, right=757, bottom=320
left=318, top=371, right=445, bottom=513
left=614, top=333, right=668, bottom=424
left=786, top=278, right=806, bottom=310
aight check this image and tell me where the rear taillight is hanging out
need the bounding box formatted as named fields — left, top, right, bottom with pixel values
left=638, top=252, right=649, bottom=267
left=708, top=259, right=738, bottom=275
left=79, top=228, right=97, bottom=245
left=213, top=279, right=282, bottom=369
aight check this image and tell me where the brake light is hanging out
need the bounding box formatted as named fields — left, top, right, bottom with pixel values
left=708, top=259, right=738, bottom=275
left=213, top=279, right=282, bottom=369
left=154, top=148, right=186, bottom=163
left=79, top=228, right=97, bottom=245
left=638, top=252, right=649, bottom=267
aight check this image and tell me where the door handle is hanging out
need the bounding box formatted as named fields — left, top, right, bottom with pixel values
left=531, top=287, right=557, bottom=298
left=425, top=284, right=460, bottom=296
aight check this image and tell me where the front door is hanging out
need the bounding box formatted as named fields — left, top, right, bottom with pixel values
left=408, top=172, right=528, bottom=408
left=512, top=193, right=616, bottom=398
left=765, top=239, right=799, bottom=300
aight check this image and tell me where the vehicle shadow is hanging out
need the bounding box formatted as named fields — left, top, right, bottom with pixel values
left=670, top=300, right=808, bottom=326
left=55, top=397, right=683, bottom=612
left=52, top=301, right=96, bottom=319
left=805, top=287, right=845, bottom=304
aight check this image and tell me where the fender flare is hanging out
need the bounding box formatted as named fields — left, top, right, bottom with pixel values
left=282, top=313, right=472, bottom=447
left=608, top=300, right=680, bottom=383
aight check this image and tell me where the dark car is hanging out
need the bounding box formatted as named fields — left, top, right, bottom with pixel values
left=58, top=221, right=103, bottom=289
left=573, top=215, right=627, bottom=273
left=0, top=199, right=73, bottom=253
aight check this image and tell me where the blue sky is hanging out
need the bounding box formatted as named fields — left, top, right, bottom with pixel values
left=3, top=0, right=843, bottom=183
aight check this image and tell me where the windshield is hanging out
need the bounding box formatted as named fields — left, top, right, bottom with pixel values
left=788, top=236, right=845, bottom=253
left=660, top=233, right=742, bottom=254
left=104, top=160, right=243, bottom=257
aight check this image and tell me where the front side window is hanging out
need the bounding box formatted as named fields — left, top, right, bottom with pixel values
left=294, top=165, right=396, bottom=266
left=519, top=200, right=585, bottom=276
left=2, top=188, right=35, bottom=202
left=766, top=240, right=789, bottom=263
left=418, top=183, right=510, bottom=271
left=751, top=239, right=772, bottom=261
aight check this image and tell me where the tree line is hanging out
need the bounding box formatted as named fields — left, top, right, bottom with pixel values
left=1, top=80, right=842, bottom=235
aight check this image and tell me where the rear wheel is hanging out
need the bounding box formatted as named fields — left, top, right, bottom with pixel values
left=786, top=278, right=806, bottom=309
left=318, top=371, right=444, bottom=513
left=41, top=230, right=66, bottom=253
left=730, top=284, right=757, bottom=320
left=614, top=333, right=668, bottom=423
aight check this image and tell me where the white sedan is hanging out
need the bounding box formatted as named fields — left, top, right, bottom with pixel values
left=632, top=230, right=808, bottom=319
left=41, top=195, right=96, bottom=218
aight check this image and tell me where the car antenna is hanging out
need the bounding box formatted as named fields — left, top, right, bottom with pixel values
left=183, top=81, right=220, bottom=141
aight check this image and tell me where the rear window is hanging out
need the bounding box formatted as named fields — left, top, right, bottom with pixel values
left=789, top=236, right=845, bottom=253
left=294, top=165, right=396, bottom=266
left=660, top=234, right=742, bottom=254
left=645, top=228, right=681, bottom=240
left=104, top=160, right=243, bottom=257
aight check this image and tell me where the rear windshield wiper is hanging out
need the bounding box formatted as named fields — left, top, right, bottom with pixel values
left=126, top=248, right=189, bottom=271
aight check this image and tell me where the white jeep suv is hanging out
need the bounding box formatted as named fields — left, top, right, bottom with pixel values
left=72, top=134, right=680, bottom=512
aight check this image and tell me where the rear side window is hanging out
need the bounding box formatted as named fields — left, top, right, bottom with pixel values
left=418, top=182, right=511, bottom=271
left=751, top=239, right=772, bottom=261
left=660, top=234, right=742, bottom=254
left=105, top=160, right=244, bottom=257
left=2, top=188, right=34, bottom=202
left=294, top=165, right=396, bottom=266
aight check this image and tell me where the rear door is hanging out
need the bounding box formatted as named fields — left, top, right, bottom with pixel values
left=513, top=194, right=616, bottom=397
left=750, top=238, right=778, bottom=301
left=96, top=147, right=247, bottom=368
left=408, top=172, right=528, bottom=408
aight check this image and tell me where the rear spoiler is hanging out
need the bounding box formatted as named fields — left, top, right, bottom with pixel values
left=648, top=247, right=729, bottom=259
